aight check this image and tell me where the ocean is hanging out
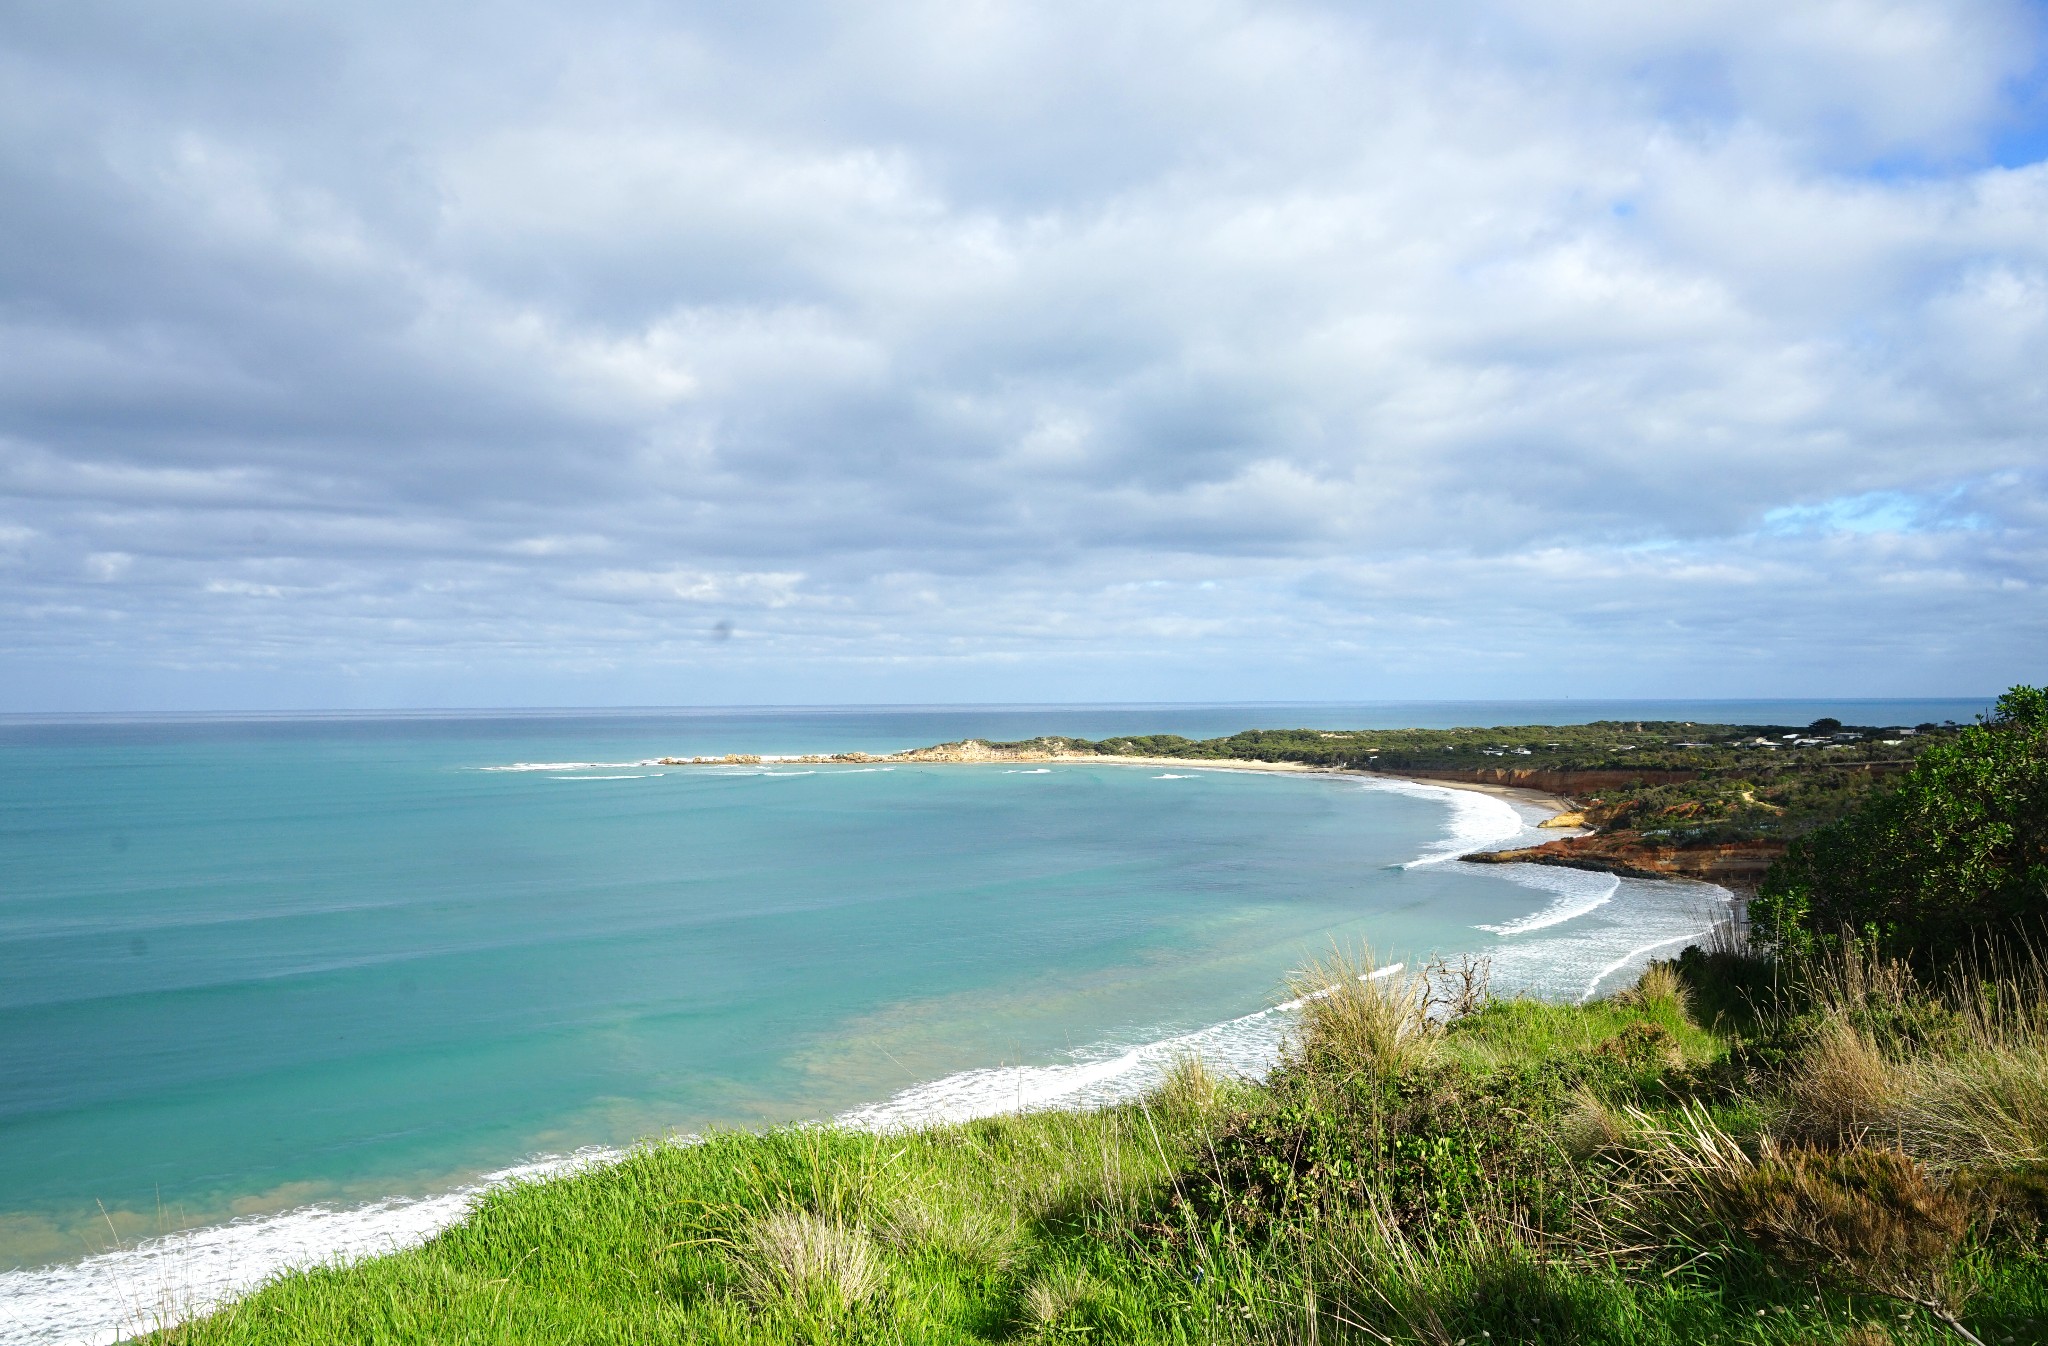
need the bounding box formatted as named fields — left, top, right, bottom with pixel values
left=0, top=698, right=1991, bottom=1343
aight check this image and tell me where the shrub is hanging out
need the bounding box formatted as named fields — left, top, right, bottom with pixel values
left=1185, top=1058, right=1585, bottom=1241
left=1711, top=1146, right=1978, bottom=1336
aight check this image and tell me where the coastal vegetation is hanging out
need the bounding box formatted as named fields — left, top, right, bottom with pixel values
left=149, top=691, right=2048, bottom=1345
left=875, top=715, right=1966, bottom=887
left=1011, top=716, right=1961, bottom=858
left=1753, top=687, right=2048, bottom=965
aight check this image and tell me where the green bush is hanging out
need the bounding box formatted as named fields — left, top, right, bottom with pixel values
left=1752, top=685, right=2048, bottom=964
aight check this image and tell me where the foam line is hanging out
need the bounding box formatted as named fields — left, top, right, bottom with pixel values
left=842, top=964, right=1410, bottom=1132
left=1477, top=868, right=1621, bottom=936
left=1576, top=930, right=1713, bottom=1004
left=1353, top=778, right=1525, bottom=867
left=0, top=1149, right=619, bottom=1346
left=478, top=761, right=659, bottom=772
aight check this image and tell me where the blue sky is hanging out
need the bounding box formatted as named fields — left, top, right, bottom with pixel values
left=1, top=0, right=2045, bottom=710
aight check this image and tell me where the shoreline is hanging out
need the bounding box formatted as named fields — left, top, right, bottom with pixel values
left=6, top=750, right=1679, bottom=1342
left=657, top=749, right=1580, bottom=820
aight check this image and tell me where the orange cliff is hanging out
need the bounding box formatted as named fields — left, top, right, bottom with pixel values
left=1463, top=831, right=1784, bottom=888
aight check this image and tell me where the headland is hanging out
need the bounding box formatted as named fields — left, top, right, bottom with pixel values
left=654, top=712, right=1955, bottom=887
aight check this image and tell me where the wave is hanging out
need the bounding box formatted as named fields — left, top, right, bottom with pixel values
left=840, top=966, right=1407, bottom=1132
left=1352, top=779, right=1526, bottom=868
left=1476, top=866, right=1621, bottom=936
left=1002, top=768, right=1052, bottom=775
left=479, top=760, right=661, bottom=773
left=1152, top=773, right=1194, bottom=779
left=550, top=773, right=662, bottom=780
left=0, top=1149, right=619, bottom=1346
left=1575, top=928, right=1718, bottom=1004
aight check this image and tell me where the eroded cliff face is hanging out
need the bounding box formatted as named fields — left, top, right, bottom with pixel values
left=1463, top=831, right=1783, bottom=888
left=889, top=739, right=1075, bottom=762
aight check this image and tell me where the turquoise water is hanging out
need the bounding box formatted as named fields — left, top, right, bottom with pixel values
left=0, top=700, right=1989, bottom=1342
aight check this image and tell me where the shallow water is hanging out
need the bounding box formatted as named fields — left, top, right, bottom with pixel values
left=0, top=700, right=1985, bottom=1343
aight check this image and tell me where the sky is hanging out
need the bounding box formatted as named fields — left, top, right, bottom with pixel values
left=2, top=1, right=2045, bottom=711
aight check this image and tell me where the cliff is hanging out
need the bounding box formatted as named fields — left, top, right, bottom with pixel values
left=1463, top=830, right=1783, bottom=888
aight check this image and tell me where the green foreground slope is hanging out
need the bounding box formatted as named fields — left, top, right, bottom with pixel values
left=152, top=954, right=2048, bottom=1346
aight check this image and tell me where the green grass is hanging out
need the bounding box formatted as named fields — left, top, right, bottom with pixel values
left=148, top=957, right=2048, bottom=1345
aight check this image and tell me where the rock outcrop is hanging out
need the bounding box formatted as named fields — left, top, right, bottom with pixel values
left=1463, top=831, right=1783, bottom=888
left=889, top=739, right=1076, bottom=763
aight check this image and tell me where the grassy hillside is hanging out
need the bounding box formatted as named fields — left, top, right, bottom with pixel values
left=151, top=945, right=2048, bottom=1345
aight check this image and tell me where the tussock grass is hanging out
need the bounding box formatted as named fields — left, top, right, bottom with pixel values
left=877, top=1188, right=1020, bottom=1270
left=1151, top=1052, right=1222, bottom=1118
left=731, top=1208, right=883, bottom=1312
left=1283, top=946, right=1438, bottom=1079
left=1615, top=960, right=1693, bottom=1020
left=1765, top=941, right=2048, bottom=1177
left=1018, top=1263, right=1101, bottom=1335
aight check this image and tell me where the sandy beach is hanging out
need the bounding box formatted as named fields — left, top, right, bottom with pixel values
left=1068, top=755, right=1576, bottom=818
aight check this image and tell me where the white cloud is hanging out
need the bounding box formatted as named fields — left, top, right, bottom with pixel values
left=82, top=552, right=133, bottom=581
left=0, top=0, right=2042, bottom=706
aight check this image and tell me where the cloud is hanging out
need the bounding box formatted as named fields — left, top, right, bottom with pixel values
left=0, top=0, right=2043, bottom=708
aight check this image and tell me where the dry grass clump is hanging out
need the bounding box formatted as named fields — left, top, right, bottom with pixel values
left=1715, top=1146, right=1973, bottom=1319
left=1614, top=961, right=1691, bottom=1020
left=1558, top=1091, right=1638, bottom=1161
left=1784, top=1014, right=1904, bottom=1146
left=1151, top=1053, right=1221, bottom=1117
left=1284, top=947, right=1438, bottom=1079
left=1835, top=1326, right=1900, bottom=1346
left=1771, top=942, right=2048, bottom=1172
left=732, top=1208, right=884, bottom=1313
left=879, top=1191, right=1020, bottom=1270
left=1592, top=1103, right=1985, bottom=1342
left=1897, top=1042, right=2048, bottom=1170
left=1019, top=1265, right=1102, bottom=1335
